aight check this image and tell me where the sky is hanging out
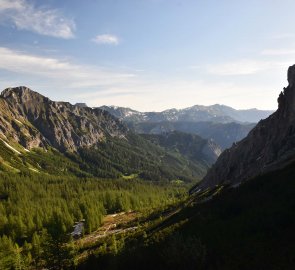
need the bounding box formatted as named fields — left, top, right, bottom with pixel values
left=0, top=0, right=294, bottom=111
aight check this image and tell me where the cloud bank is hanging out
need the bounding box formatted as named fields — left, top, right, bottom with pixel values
left=0, top=0, right=75, bottom=38
left=0, top=47, right=135, bottom=88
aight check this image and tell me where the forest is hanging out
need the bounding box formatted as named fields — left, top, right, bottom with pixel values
left=0, top=172, right=186, bottom=269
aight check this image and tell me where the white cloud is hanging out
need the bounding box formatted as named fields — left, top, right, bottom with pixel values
left=0, top=0, right=75, bottom=39
left=261, top=49, right=295, bottom=56
left=92, top=34, right=119, bottom=45
left=0, top=47, right=135, bottom=87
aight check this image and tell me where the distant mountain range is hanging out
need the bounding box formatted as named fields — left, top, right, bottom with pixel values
left=99, top=104, right=271, bottom=149
left=99, top=104, right=273, bottom=124
left=0, top=86, right=220, bottom=182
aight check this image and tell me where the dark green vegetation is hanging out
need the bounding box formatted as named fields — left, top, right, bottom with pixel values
left=77, top=133, right=209, bottom=181
left=142, top=131, right=220, bottom=165
left=0, top=132, right=208, bottom=182
left=0, top=172, right=186, bottom=269
left=79, top=161, right=295, bottom=270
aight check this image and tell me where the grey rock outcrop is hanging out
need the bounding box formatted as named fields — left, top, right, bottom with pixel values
left=75, top=103, right=88, bottom=108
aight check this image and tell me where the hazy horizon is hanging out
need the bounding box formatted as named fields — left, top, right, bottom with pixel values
left=0, top=0, right=294, bottom=111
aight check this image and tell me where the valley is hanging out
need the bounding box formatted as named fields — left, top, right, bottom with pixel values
left=0, top=69, right=293, bottom=270
left=0, top=1, right=294, bottom=269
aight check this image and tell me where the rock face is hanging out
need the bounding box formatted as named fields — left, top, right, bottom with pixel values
left=193, top=65, right=295, bottom=191
left=0, top=86, right=127, bottom=152
left=75, top=103, right=88, bottom=108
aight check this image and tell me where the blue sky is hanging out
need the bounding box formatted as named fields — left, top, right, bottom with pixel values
left=0, top=0, right=294, bottom=111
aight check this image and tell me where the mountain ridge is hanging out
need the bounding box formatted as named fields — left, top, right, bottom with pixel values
left=99, top=104, right=273, bottom=124
left=100, top=104, right=272, bottom=150
left=0, top=86, right=127, bottom=152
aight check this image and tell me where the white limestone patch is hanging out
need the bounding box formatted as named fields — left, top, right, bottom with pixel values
left=29, top=168, right=39, bottom=173
left=15, top=119, right=22, bottom=125
left=0, top=139, right=21, bottom=155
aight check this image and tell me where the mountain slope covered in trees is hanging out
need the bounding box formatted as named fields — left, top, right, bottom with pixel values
left=142, top=131, right=221, bottom=166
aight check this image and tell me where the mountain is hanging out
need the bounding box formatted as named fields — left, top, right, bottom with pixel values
left=192, top=64, right=295, bottom=192
left=129, top=121, right=255, bottom=150
left=142, top=131, right=222, bottom=166
left=0, top=87, right=127, bottom=152
left=100, top=104, right=273, bottom=124
left=0, top=86, right=216, bottom=182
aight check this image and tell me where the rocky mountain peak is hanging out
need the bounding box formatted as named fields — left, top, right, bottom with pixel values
left=191, top=65, right=295, bottom=192
left=0, top=86, right=128, bottom=152
left=1, top=86, right=48, bottom=104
